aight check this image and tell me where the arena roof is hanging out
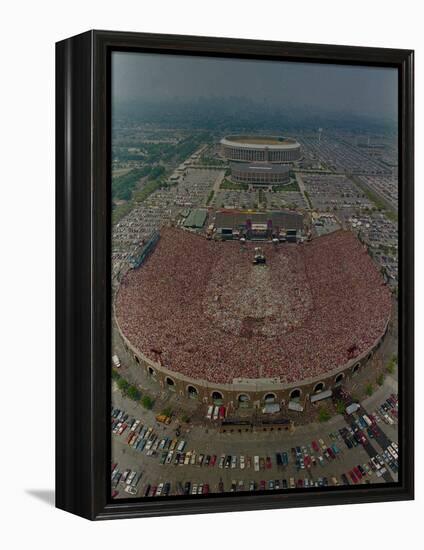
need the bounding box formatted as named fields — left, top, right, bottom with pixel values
left=221, top=135, right=300, bottom=150
left=115, top=227, right=392, bottom=386
left=229, top=162, right=291, bottom=174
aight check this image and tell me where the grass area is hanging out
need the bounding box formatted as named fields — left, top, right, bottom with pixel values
left=112, top=201, right=135, bottom=225
left=133, top=179, right=166, bottom=203
left=206, top=189, right=214, bottom=205
left=199, top=156, right=226, bottom=166
left=272, top=179, right=300, bottom=192
left=112, top=166, right=151, bottom=201
left=303, top=190, right=313, bottom=209
left=352, top=177, right=398, bottom=222
left=220, top=178, right=248, bottom=191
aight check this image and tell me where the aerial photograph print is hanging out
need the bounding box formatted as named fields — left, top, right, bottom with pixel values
left=110, top=52, right=399, bottom=499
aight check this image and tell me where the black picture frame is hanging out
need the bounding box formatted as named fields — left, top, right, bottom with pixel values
left=56, top=30, right=414, bottom=521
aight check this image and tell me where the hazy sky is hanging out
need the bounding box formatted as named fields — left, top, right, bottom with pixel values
left=112, top=51, right=398, bottom=120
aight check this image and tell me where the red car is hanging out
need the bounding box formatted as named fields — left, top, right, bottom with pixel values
left=304, top=455, right=312, bottom=468
left=111, top=462, right=117, bottom=472
left=203, top=484, right=209, bottom=495
left=312, top=440, right=320, bottom=453
left=111, top=490, right=119, bottom=498
left=266, top=456, right=272, bottom=469
left=327, top=447, right=336, bottom=460
left=353, top=466, right=362, bottom=479
left=150, top=486, right=157, bottom=497
left=209, top=454, right=217, bottom=467
left=218, top=406, right=226, bottom=419
left=259, top=480, right=266, bottom=491
left=297, top=479, right=303, bottom=488
left=348, top=470, right=358, bottom=484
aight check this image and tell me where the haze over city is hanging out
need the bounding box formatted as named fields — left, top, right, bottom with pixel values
left=112, top=52, right=398, bottom=124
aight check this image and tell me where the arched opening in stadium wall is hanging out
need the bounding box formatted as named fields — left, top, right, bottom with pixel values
left=165, top=377, right=176, bottom=391
left=263, top=393, right=277, bottom=403
left=237, top=394, right=250, bottom=409
left=313, top=382, right=325, bottom=394
left=290, top=388, right=301, bottom=401
left=187, top=385, right=198, bottom=399
left=147, top=366, right=156, bottom=379
left=335, top=373, right=344, bottom=385
left=211, top=391, right=223, bottom=405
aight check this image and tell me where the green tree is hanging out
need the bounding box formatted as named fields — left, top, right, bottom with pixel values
left=365, top=383, right=374, bottom=396
left=161, top=406, right=173, bottom=417
left=335, top=400, right=345, bottom=415
left=111, top=368, right=121, bottom=381
left=386, top=361, right=395, bottom=374
left=318, top=406, right=331, bottom=422
left=141, top=395, right=154, bottom=409
left=127, top=385, right=141, bottom=401
left=117, top=378, right=129, bottom=393
left=376, top=373, right=385, bottom=386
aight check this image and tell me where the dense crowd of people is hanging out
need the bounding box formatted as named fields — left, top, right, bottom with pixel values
left=115, top=227, right=392, bottom=385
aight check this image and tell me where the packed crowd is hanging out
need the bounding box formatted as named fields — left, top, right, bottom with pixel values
left=115, top=227, right=392, bottom=385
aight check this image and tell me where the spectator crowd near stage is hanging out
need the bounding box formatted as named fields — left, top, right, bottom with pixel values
left=115, top=227, right=392, bottom=385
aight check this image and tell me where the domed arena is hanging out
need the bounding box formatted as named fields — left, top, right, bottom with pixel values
left=115, top=227, right=392, bottom=389
left=220, top=134, right=301, bottom=163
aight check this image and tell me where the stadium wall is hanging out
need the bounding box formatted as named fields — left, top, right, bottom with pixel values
left=115, top=310, right=390, bottom=413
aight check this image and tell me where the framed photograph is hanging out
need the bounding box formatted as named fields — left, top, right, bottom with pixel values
left=56, top=30, right=414, bottom=520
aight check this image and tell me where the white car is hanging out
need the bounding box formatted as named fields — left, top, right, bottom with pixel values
left=184, top=451, right=192, bottom=465
left=231, top=456, right=237, bottom=469
left=206, top=405, right=213, bottom=420
left=165, top=451, right=173, bottom=464
left=156, top=483, right=164, bottom=496
left=240, top=455, right=245, bottom=470
left=213, top=406, right=219, bottom=420
left=254, top=456, right=260, bottom=472
left=126, top=471, right=137, bottom=485
left=131, top=420, right=141, bottom=433
left=191, top=484, right=198, bottom=495
left=177, top=440, right=186, bottom=452
left=387, top=445, right=398, bottom=459
left=124, top=485, right=137, bottom=495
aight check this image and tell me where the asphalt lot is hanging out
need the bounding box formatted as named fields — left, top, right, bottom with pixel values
left=112, top=380, right=398, bottom=498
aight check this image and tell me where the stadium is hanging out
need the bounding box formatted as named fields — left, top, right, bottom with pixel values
left=229, top=162, right=291, bottom=186
left=115, top=226, right=392, bottom=412
left=220, top=135, right=301, bottom=163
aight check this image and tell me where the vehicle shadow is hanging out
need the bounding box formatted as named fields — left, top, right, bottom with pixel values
left=25, top=489, right=55, bottom=507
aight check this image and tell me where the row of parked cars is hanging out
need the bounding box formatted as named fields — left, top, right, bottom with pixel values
left=111, top=406, right=188, bottom=458
left=371, top=394, right=398, bottom=426
left=143, top=469, right=377, bottom=498
left=111, top=463, right=142, bottom=497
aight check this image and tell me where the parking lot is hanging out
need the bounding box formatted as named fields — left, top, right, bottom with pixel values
left=111, top=383, right=398, bottom=498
